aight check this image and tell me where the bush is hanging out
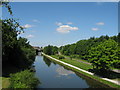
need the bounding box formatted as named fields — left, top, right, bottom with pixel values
left=59, top=56, right=65, bottom=59
left=21, top=47, right=36, bottom=67
left=9, top=70, right=40, bottom=88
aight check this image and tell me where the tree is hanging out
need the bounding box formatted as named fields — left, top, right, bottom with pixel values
left=2, top=2, right=13, bottom=15
left=59, top=34, right=119, bottom=69
left=88, top=39, right=119, bottom=71
left=2, top=3, right=36, bottom=70
left=43, top=45, right=58, bottom=55
left=43, top=45, right=52, bottom=55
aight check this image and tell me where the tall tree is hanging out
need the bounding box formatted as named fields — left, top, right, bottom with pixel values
left=88, top=39, right=119, bottom=71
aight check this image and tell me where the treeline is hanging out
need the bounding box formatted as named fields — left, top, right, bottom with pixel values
left=2, top=2, right=36, bottom=70
left=44, top=34, right=120, bottom=71
left=2, top=19, right=36, bottom=69
left=43, top=45, right=58, bottom=55
left=2, top=2, right=39, bottom=88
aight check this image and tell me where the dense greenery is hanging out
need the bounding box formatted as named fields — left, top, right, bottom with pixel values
left=43, top=45, right=58, bottom=55
left=9, top=70, right=39, bottom=88
left=51, top=55, right=92, bottom=71
left=2, top=2, right=39, bottom=89
left=44, top=34, right=120, bottom=71
left=58, top=55, right=65, bottom=59
left=2, top=2, right=36, bottom=71
left=2, top=19, right=36, bottom=69
left=88, top=39, right=119, bottom=70
left=59, top=34, right=120, bottom=70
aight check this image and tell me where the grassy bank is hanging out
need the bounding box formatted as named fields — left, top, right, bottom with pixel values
left=43, top=54, right=120, bottom=88
left=51, top=55, right=92, bottom=71
left=1, top=69, right=40, bottom=89
left=1, top=77, right=10, bottom=88
left=9, top=70, right=39, bottom=88
left=62, top=54, right=90, bottom=63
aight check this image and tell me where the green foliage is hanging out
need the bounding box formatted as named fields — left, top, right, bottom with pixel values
left=2, top=19, right=36, bottom=69
left=43, top=45, right=58, bottom=55
left=88, top=39, right=119, bottom=70
left=2, top=2, right=13, bottom=15
left=51, top=55, right=92, bottom=71
left=112, top=46, right=120, bottom=68
left=9, top=70, right=39, bottom=88
left=2, top=2, right=39, bottom=89
left=60, top=36, right=110, bottom=59
left=58, top=56, right=65, bottom=59
left=59, top=34, right=120, bottom=70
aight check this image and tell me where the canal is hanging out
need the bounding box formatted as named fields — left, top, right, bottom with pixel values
left=34, top=54, right=109, bottom=88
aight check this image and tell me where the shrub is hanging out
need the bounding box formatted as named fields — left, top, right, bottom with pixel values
left=9, top=70, right=40, bottom=88
left=59, top=56, right=65, bottom=59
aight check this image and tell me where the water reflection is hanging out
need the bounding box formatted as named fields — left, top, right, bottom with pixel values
left=35, top=55, right=109, bottom=88
left=43, top=56, right=52, bottom=67
left=75, top=72, right=110, bottom=88
left=56, top=67, right=74, bottom=76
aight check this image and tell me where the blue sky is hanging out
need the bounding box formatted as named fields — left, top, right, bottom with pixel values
left=2, top=2, right=118, bottom=47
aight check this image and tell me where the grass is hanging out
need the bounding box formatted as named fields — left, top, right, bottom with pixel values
left=62, top=55, right=89, bottom=63
left=51, top=55, right=92, bottom=71
left=1, top=77, right=10, bottom=88
left=44, top=54, right=120, bottom=88
left=0, top=77, right=1, bottom=89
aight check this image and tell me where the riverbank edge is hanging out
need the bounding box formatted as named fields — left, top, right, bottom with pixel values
left=42, top=53, right=120, bottom=88
left=0, top=77, right=10, bottom=89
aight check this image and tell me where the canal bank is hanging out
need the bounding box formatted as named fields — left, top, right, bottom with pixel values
left=42, top=53, right=120, bottom=88
left=34, top=54, right=111, bottom=88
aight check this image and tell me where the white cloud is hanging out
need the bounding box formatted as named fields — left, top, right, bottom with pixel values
left=91, top=28, right=99, bottom=31
left=26, top=34, right=34, bottom=38
left=96, top=22, right=105, bottom=25
left=22, top=24, right=32, bottom=29
left=67, top=22, right=73, bottom=25
left=33, top=19, right=40, bottom=23
left=56, top=22, right=63, bottom=26
left=56, top=25, right=79, bottom=33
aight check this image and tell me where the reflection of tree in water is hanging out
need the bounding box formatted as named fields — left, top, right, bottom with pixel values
left=59, top=65, right=109, bottom=88
left=43, top=56, right=52, bottom=67
left=75, top=72, right=110, bottom=88
left=43, top=56, right=57, bottom=66
left=52, top=61, right=57, bottom=65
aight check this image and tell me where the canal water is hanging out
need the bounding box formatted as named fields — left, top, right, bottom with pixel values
left=34, top=54, right=108, bottom=88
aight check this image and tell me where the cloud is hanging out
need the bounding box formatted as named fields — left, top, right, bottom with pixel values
left=33, top=19, right=40, bottom=23
left=96, top=22, right=105, bottom=25
left=56, top=22, right=63, bottom=26
left=91, top=28, right=99, bottom=31
left=56, top=22, right=73, bottom=26
left=56, top=25, right=79, bottom=33
left=26, top=34, right=34, bottom=38
left=22, top=24, right=32, bottom=29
